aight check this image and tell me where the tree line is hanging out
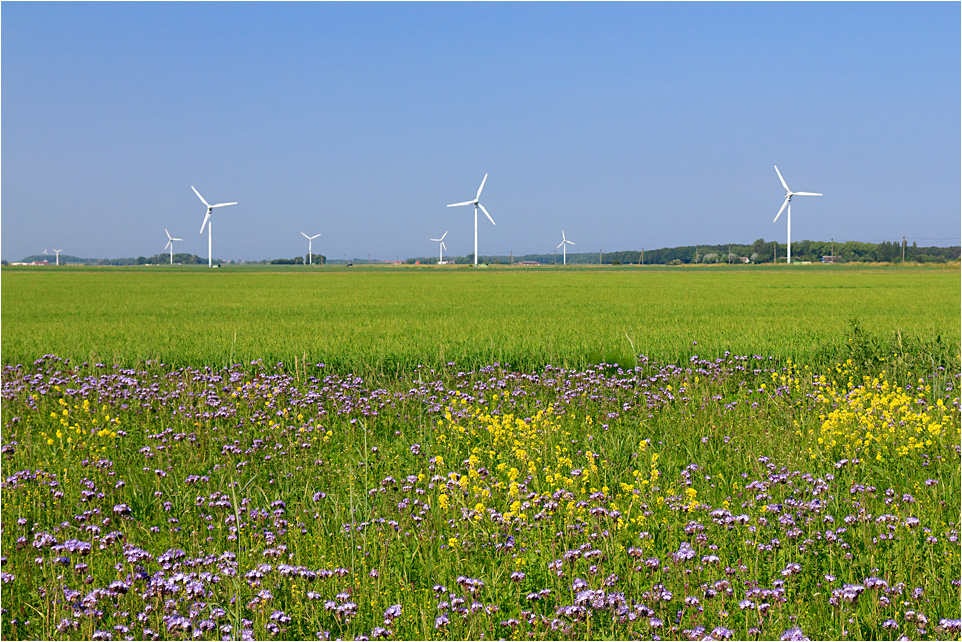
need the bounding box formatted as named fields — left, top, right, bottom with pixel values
left=403, top=240, right=959, bottom=265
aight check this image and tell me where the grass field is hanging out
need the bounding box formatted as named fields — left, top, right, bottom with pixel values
left=1, top=264, right=958, bottom=370
left=1, top=264, right=959, bottom=641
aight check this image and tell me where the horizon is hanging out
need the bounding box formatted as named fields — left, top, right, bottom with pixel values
left=2, top=3, right=959, bottom=261
left=9, top=236, right=959, bottom=266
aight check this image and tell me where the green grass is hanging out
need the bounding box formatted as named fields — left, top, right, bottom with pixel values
left=1, top=264, right=958, bottom=371
left=1, top=263, right=959, bottom=640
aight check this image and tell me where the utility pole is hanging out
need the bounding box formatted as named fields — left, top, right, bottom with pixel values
left=641, top=247, right=644, bottom=266
left=599, top=249, right=603, bottom=265
left=902, top=236, right=906, bottom=263
left=831, top=238, right=834, bottom=261
left=728, top=243, right=732, bottom=264
left=694, top=245, right=698, bottom=264
left=773, top=241, right=777, bottom=263
left=554, top=249, right=557, bottom=265
left=510, top=250, right=513, bottom=266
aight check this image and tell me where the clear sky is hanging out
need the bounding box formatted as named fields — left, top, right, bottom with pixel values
left=2, top=2, right=959, bottom=262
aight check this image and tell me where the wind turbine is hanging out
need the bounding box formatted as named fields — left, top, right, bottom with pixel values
left=430, top=231, right=448, bottom=264
left=447, top=174, right=494, bottom=267
left=192, top=186, right=237, bottom=268
left=164, top=229, right=183, bottom=265
left=773, top=166, right=822, bottom=265
left=557, top=230, right=575, bottom=266
left=52, top=249, right=62, bottom=266
left=301, top=232, right=321, bottom=265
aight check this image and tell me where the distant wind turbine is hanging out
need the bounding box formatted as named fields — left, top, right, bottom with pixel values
left=52, top=249, right=62, bottom=266
left=164, top=229, right=183, bottom=265
left=557, top=230, right=575, bottom=266
left=42, top=249, right=49, bottom=256
left=773, top=166, right=822, bottom=265
left=301, top=232, right=321, bottom=265
left=430, top=231, right=448, bottom=264
left=192, top=186, right=237, bottom=268
left=447, top=174, right=495, bottom=267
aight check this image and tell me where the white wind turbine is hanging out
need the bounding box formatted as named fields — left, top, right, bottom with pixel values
left=301, top=232, right=321, bottom=265
left=430, top=231, right=448, bottom=264
left=52, top=249, right=62, bottom=266
left=192, top=186, right=237, bottom=268
left=447, top=174, right=495, bottom=267
left=557, top=230, right=575, bottom=266
left=773, top=166, right=822, bottom=265
left=164, top=229, right=183, bottom=265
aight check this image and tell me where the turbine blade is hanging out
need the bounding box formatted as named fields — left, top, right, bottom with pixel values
left=211, top=202, right=237, bottom=208
left=191, top=185, right=210, bottom=207
left=165, top=228, right=172, bottom=240
left=302, top=232, right=309, bottom=239
left=557, top=241, right=565, bottom=249
left=774, top=166, right=790, bottom=192
left=440, top=242, right=446, bottom=251
left=447, top=200, right=474, bottom=207
left=561, top=230, right=566, bottom=242
left=479, top=202, right=495, bottom=225
left=200, top=212, right=210, bottom=233
left=440, top=230, right=448, bottom=241
left=773, top=197, right=789, bottom=222
left=430, top=238, right=441, bottom=242
left=793, top=192, right=822, bottom=196
left=171, top=237, right=182, bottom=241
left=165, top=240, right=172, bottom=250
left=476, top=173, right=488, bottom=200
left=567, top=240, right=575, bottom=246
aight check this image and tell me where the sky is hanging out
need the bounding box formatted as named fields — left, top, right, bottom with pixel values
left=2, top=2, right=959, bottom=262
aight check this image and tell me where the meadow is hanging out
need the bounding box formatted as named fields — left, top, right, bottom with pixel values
left=1, top=264, right=960, bottom=641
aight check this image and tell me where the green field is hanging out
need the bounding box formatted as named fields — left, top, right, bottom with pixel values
left=2, top=263, right=960, bottom=641
left=1, top=264, right=958, bottom=370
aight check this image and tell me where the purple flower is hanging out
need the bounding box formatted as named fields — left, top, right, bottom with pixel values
left=383, top=604, right=402, bottom=624
left=779, top=627, right=809, bottom=641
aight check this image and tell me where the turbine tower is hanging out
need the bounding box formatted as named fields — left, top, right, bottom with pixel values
left=773, top=166, right=822, bottom=265
left=447, top=174, right=495, bottom=267
left=557, top=230, right=575, bottom=266
left=52, top=249, right=62, bottom=266
left=164, top=229, right=183, bottom=265
left=192, top=186, right=237, bottom=268
left=301, top=232, right=321, bottom=265
left=430, top=231, right=448, bottom=264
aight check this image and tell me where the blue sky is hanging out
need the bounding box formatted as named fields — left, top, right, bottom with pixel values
left=2, top=2, right=959, bottom=261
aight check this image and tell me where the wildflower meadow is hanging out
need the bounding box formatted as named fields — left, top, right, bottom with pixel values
left=1, top=266, right=960, bottom=641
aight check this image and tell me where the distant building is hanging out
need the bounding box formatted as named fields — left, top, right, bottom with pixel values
left=518, top=261, right=540, bottom=266
left=821, top=255, right=839, bottom=263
